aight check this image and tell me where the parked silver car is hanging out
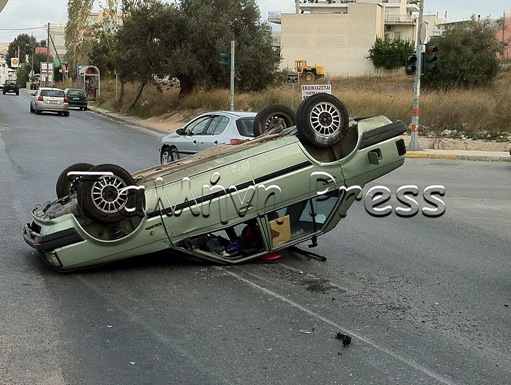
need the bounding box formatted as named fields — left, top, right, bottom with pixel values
left=30, top=87, right=70, bottom=116
left=160, top=111, right=257, bottom=163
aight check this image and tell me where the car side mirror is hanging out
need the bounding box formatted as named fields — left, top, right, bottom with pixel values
left=176, top=128, right=184, bottom=135
left=29, top=91, right=36, bottom=96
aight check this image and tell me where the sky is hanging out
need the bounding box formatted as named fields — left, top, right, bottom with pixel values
left=1, top=0, right=511, bottom=44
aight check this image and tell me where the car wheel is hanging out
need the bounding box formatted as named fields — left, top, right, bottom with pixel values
left=77, top=164, right=141, bottom=224
left=56, top=162, right=95, bottom=199
left=30, top=104, right=34, bottom=113
left=64, top=111, right=70, bottom=117
left=253, top=104, right=296, bottom=136
left=35, top=108, right=41, bottom=115
left=161, top=146, right=179, bottom=164
left=84, top=106, right=88, bottom=111
left=296, top=93, right=349, bottom=148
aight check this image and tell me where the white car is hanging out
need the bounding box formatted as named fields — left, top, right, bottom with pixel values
left=30, top=87, right=70, bottom=116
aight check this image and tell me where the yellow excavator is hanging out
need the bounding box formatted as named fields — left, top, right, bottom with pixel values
left=294, top=59, right=325, bottom=81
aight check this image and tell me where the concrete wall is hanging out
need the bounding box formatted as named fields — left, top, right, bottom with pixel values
left=281, top=3, right=385, bottom=76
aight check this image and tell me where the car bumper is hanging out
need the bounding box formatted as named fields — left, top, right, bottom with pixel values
left=35, top=101, right=69, bottom=112
left=68, top=101, right=87, bottom=108
left=22, top=200, right=171, bottom=271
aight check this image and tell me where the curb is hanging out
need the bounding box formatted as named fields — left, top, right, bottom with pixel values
left=406, top=151, right=511, bottom=162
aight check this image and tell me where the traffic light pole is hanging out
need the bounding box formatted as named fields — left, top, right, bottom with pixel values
left=409, top=0, right=424, bottom=151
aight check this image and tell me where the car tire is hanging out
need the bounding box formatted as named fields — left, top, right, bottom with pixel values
left=35, top=108, right=41, bottom=115
left=56, top=162, right=95, bottom=199
left=64, top=111, right=70, bottom=117
left=160, top=146, right=179, bottom=164
left=253, top=104, right=296, bottom=136
left=296, top=93, right=349, bottom=148
left=304, top=72, right=315, bottom=81
left=77, top=163, right=141, bottom=224
left=30, top=104, right=34, bottom=113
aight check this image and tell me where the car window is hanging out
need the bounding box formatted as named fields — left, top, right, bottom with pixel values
left=41, top=90, right=65, bottom=97
left=236, top=118, right=255, bottom=137
left=185, top=116, right=212, bottom=135
left=266, top=191, right=341, bottom=248
left=67, top=90, right=84, bottom=97
left=205, top=116, right=229, bottom=135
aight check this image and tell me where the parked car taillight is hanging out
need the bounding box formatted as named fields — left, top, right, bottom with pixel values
left=64, top=97, right=69, bottom=103
left=37, top=96, right=43, bottom=101
left=230, top=139, right=243, bottom=144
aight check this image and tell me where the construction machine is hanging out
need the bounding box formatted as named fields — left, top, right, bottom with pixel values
left=294, top=60, right=325, bottom=81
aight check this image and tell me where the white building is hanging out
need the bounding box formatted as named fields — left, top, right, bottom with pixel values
left=270, top=0, right=441, bottom=77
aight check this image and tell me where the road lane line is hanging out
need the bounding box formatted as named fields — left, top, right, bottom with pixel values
left=219, top=266, right=460, bottom=385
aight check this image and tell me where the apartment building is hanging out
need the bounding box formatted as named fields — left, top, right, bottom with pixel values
left=270, top=0, right=440, bottom=77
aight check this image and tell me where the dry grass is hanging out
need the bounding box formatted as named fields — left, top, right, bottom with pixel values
left=87, top=70, right=511, bottom=140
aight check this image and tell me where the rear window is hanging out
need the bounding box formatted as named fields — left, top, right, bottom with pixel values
left=67, top=90, right=85, bottom=97
left=236, top=118, right=255, bottom=137
left=41, top=90, right=65, bottom=97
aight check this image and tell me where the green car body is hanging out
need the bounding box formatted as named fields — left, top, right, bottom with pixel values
left=23, top=95, right=407, bottom=271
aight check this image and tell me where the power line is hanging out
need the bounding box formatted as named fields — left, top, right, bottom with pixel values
left=0, top=26, right=47, bottom=31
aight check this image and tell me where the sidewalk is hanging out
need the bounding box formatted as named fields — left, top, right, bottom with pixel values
left=89, top=106, right=511, bottom=163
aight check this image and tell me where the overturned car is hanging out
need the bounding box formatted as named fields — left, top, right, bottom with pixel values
left=23, top=94, right=407, bottom=272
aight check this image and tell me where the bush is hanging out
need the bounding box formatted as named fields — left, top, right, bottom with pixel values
left=368, top=37, right=415, bottom=70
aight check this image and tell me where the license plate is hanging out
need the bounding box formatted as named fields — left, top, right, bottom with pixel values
left=73, top=97, right=79, bottom=100
left=48, top=100, right=58, bottom=104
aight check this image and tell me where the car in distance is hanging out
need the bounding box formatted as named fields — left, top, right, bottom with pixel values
left=30, top=87, right=69, bottom=116
left=3, top=80, right=19, bottom=95
left=160, top=107, right=297, bottom=164
left=23, top=93, right=407, bottom=272
left=64, top=88, right=88, bottom=110
left=160, top=111, right=258, bottom=163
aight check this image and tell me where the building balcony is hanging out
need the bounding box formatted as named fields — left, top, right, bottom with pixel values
left=268, top=11, right=282, bottom=24
left=385, top=14, right=416, bottom=25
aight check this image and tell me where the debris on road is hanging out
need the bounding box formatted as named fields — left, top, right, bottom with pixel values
left=336, top=332, right=352, bottom=346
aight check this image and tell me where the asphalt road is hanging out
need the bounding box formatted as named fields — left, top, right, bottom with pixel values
left=1, top=90, right=510, bottom=385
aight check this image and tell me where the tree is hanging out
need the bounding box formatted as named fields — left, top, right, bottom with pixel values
left=6, top=34, right=38, bottom=66
left=113, top=0, right=174, bottom=108
left=423, top=16, right=503, bottom=88
left=174, top=0, right=279, bottom=95
left=367, top=36, right=415, bottom=70
left=65, top=0, right=95, bottom=77
left=110, top=0, right=279, bottom=101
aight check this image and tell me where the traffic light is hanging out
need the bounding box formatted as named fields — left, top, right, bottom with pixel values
left=423, top=45, right=438, bottom=73
left=219, top=52, right=231, bottom=68
left=405, top=54, right=418, bottom=75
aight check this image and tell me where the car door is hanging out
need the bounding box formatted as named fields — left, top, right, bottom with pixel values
left=175, top=115, right=213, bottom=156
left=197, top=115, right=230, bottom=152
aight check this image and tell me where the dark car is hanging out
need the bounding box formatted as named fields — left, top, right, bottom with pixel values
left=64, top=88, right=88, bottom=110
left=3, top=80, right=19, bottom=95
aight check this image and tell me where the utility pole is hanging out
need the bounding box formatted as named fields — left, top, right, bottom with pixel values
left=409, top=0, right=424, bottom=151
left=16, top=45, right=19, bottom=80
left=229, top=40, right=235, bottom=112
left=46, top=22, right=50, bottom=86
